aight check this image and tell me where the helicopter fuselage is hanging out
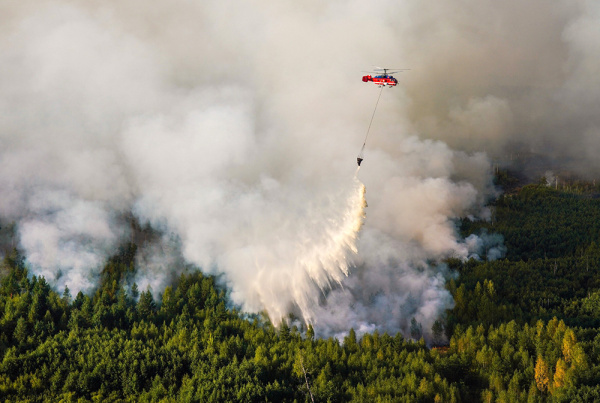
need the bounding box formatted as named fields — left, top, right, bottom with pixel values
left=362, top=75, right=398, bottom=86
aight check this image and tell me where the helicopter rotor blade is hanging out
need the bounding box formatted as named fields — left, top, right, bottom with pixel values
left=385, top=70, right=409, bottom=74
left=372, top=67, right=410, bottom=72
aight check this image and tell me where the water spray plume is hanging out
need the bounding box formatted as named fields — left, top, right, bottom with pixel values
left=256, top=177, right=367, bottom=325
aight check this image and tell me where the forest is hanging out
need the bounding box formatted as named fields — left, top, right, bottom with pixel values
left=2, top=174, right=600, bottom=402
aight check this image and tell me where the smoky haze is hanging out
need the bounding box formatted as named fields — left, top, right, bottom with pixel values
left=0, top=0, right=595, bottom=339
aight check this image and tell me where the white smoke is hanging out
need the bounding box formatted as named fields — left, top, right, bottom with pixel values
left=2, top=0, right=595, bottom=338
left=133, top=233, right=186, bottom=297
left=544, top=171, right=557, bottom=187
left=17, top=190, right=125, bottom=294
left=465, top=230, right=507, bottom=262
left=401, top=0, right=600, bottom=178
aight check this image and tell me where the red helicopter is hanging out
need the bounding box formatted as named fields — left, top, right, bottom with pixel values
left=362, top=67, right=408, bottom=87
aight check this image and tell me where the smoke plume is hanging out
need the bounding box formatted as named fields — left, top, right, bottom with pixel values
left=1, top=0, right=597, bottom=339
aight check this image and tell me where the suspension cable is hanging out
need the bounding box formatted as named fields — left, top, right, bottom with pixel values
left=358, top=85, right=384, bottom=159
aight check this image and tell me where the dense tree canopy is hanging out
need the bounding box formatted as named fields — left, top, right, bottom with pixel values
left=2, top=178, right=600, bottom=401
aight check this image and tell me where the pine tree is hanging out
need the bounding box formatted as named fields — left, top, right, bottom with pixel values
left=432, top=320, right=444, bottom=346
left=131, top=283, right=139, bottom=300
left=63, top=285, right=71, bottom=303
left=13, top=317, right=28, bottom=344
left=410, top=318, right=423, bottom=340
left=138, top=290, right=156, bottom=318
left=534, top=356, right=551, bottom=393
left=562, top=329, right=576, bottom=363
left=553, top=358, right=567, bottom=390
